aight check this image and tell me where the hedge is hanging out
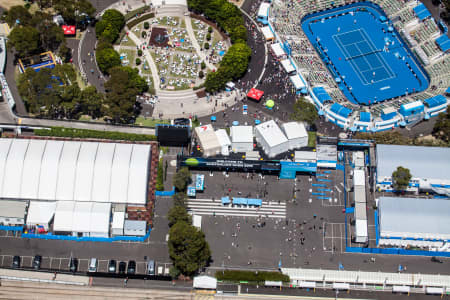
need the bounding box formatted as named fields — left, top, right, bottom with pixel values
left=126, top=13, right=155, bottom=29
left=124, top=5, right=150, bottom=21
left=156, top=158, right=164, bottom=191
left=215, top=270, right=290, bottom=283
left=34, top=126, right=157, bottom=141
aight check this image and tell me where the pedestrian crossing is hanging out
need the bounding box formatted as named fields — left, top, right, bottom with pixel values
left=186, top=199, right=287, bottom=218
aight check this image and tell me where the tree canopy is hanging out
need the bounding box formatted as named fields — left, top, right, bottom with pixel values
left=432, top=107, right=450, bottom=144
left=168, top=206, right=192, bottom=227
left=4, top=5, right=32, bottom=27
left=290, top=97, right=319, bottom=126
left=168, top=221, right=211, bottom=277
left=392, top=166, right=412, bottom=191
left=95, top=9, right=125, bottom=44
left=7, top=26, right=40, bottom=57
left=96, top=46, right=121, bottom=74
left=172, top=167, right=192, bottom=192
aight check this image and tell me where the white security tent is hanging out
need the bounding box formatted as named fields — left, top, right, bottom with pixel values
left=193, top=275, right=217, bottom=290
left=270, top=43, right=285, bottom=58
left=90, top=202, right=111, bottom=238
left=112, top=211, right=125, bottom=236
left=255, top=120, right=289, bottom=158
left=72, top=202, right=92, bottom=236
left=280, top=59, right=295, bottom=75
left=282, top=122, right=308, bottom=150
left=26, top=201, right=57, bottom=230
left=194, top=124, right=221, bottom=157
left=290, top=75, right=306, bottom=90
left=53, top=201, right=75, bottom=234
left=261, top=26, right=275, bottom=41
left=230, top=126, right=254, bottom=153
left=124, top=220, right=147, bottom=236
left=215, top=129, right=231, bottom=156
left=295, top=151, right=316, bottom=163
left=0, top=139, right=151, bottom=205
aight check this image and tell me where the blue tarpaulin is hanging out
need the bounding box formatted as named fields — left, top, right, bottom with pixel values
left=424, top=94, right=447, bottom=108
left=233, top=198, right=248, bottom=205
left=221, top=196, right=230, bottom=204
left=435, top=35, right=450, bottom=52
left=247, top=198, right=263, bottom=206
left=211, top=116, right=216, bottom=121
left=379, top=16, right=387, bottom=22
left=187, top=186, right=196, bottom=197
left=330, top=103, right=352, bottom=118
left=446, top=87, right=450, bottom=94
left=312, top=86, right=332, bottom=104
left=413, top=4, right=431, bottom=20
left=360, top=111, right=371, bottom=122
left=195, top=174, right=205, bottom=191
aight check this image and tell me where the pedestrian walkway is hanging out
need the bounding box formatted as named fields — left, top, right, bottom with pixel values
left=186, top=198, right=286, bottom=218
left=0, top=268, right=89, bottom=285
left=127, top=30, right=161, bottom=93
left=184, top=15, right=216, bottom=71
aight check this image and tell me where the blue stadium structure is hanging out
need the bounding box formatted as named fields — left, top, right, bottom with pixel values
left=263, top=0, right=449, bottom=132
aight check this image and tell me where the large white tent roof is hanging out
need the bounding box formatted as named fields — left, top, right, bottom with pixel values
left=280, top=59, right=295, bottom=74
left=0, top=139, right=151, bottom=205
left=261, top=27, right=274, bottom=40
left=270, top=43, right=285, bottom=57
left=282, top=122, right=307, bottom=140
left=53, top=201, right=110, bottom=233
left=255, top=120, right=288, bottom=147
left=231, top=126, right=253, bottom=143
left=26, top=201, right=57, bottom=226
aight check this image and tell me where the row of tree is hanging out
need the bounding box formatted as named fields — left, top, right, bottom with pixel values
left=168, top=168, right=211, bottom=277
left=188, top=0, right=247, bottom=43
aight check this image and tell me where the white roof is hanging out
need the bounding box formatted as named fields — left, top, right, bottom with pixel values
left=257, top=2, right=270, bottom=17
left=151, top=0, right=187, bottom=6
left=280, top=59, right=295, bottom=74
left=90, top=202, right=111, bottom=234
left=290, top=75, right=306, bottom=89
left=402, top=100, right=423, bottom=111
left=0, top=200, right=27, bottom=218
left=72, top=202, right=92, bottom=233
left=193, top=215, right=202, bottom=229
left=256, top=120, right=288, bottom=147
left=26, top=201, right=56, bottom=226
left=196, top=125, right=221, bottom=154
left=112, top=211, right=125, bottom=230
left=194, top=124, right=214, bottom=134
left=271, top=43, right=285, bottom=57
left=295, top=151, right=317, bottom=162
left=353, top=169, right=365, bottom=187
left=355, top=219, right=368, bottom=237
left=282, top=122, right=307, bottom=140
left=193, top=275, right=217, bottom=289
left=0, top=139, right=151, bottom=205
left=261, top=26, right=274, bottom=40
left=231, top=126, right=253, bottom=143
left=53, top=201, right=75, bottom=232
left=215, top=129, right=231, bottom=147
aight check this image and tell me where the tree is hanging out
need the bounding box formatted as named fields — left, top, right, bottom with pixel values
left=7, top=26, right=40, bottom=57
left=198, top=70, right=204, bottom=79
left=58, top=42, right=72, bottom=63
left=100, top=23, right=120, bottom=44
left=101, top=9, right=125, bottom=32
left=290, top=97, right=319, bottom=126
left=144, top=22, right=150, bottom=29
left=135, top=58, right=141, bottom=65
left=53, top=0, right=95, bottom=26
left=96, top=47, right=121, bottom=74
left=137, top=49, right=143, bottom=57
left=79, top=86, right=104, bottom=118
left=4, top=5, right=32, bottom=27
left=168, top=221, right=211, bottom=276
left=432, top=107, right=450, bottom=143
left=173, top=167, right=191, bottom=192
left=168, top=206, right=191, bottom=227
left=392, top=166, right=412, bottom=191
left=38, top=22, right=64, bottom=51
left=173, top=192, right=187, bottom=208
left=206, top=33, right=211, bottom=41
left=204, top=42, right=209, bottom=50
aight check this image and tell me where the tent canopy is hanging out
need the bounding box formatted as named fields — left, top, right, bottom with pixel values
left=290, top=75, right=306, bottom=90
left=193, top=275, right=217, bottom=289
left=359, top=111, right=371, bottom=122
left=280, top=59, right=295, bottom=74
left=413, top=4, right=431, bottom=20
left=330, top=103, right=352, bottom=118
left=270, top=43, right=285, bottom=57
left=26, top=201, right=57, bottom=226
left=312, top=86, right=332, bottom=104
left=62, top=25, right=76, bottom=35
left=435, top=35, right=450, bottom=52
left=247, top=88, right=264, bottom=101
left=261, top=26, right=274, bottom=40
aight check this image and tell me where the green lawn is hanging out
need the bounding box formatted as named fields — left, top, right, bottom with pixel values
left=135, top=117, right=170, bottom=127
left=308, top=131, right=317, bottom=148
left=120, top=36, right=137, bottom=47
left=119, top=48, right=137, bottom=67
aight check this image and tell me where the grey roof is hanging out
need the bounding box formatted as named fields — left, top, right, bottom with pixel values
left=124, top=220, right=147, bottom=231
left=0, top=200, right=27, bottom=218
left=376, top=144, right=450, bottom=181
left=379, top=197, right=450, bottom=239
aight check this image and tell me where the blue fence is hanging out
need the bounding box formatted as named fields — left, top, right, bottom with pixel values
left=155, top=187, right=175, bottom=196
left=346, top=246, right=450, bottom=258
left=0, top=225, right=23, bottom=231
left=21, top=228, right=151, bottom=243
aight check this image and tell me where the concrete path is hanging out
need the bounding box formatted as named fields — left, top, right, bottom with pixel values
left=184, top=15, right=217, bottom=71
left=127, top=30, right=161, bottom=93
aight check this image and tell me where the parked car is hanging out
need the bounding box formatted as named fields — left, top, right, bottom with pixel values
left=33, top=255, right=42, bottom=270
left=108, top=260, right=117, bottom=273
left=431, top=256, right=443, bottom=263
left=12, top=256, right=21, bottom=268
left=127, top=260, right=136, bottom=274
left=69, top=258, right=78, bottom=273
left=88, top=258, right=97, bottom=273
left=118, top=261, right=126, bottom=274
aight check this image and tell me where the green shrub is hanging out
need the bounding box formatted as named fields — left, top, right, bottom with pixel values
left=144, top=21, right=150, bottom=29
left=208, top=26, right=213, bottom=33
left=200, top=61, right=206, bottom=70
left=156, top=158, right=164, bottom=191
left=136, top=58, right=141, bottom=65
left=138, top=49, right=143, bottom=56
left=126, top=13, right=155, bottom=29
left=204, top=43, right=209, bottom=50
left=215, top=270, right=290, bottom=283
left=124, top=5, right=150, bottom=21
left=141, top=31, right=147, bottom=38
left=206, top=33, right=211, bottom=41
left=198, top=70, right=204, bottom=79
left=34, top=127, right=157, bottom=141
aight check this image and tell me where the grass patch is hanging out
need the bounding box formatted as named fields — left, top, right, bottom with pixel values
left=120, top=36, right=137, bottom=47
left=75, top=68, right=88, bottom=90
left=34, top=126, right=156, bottom=141
left=308, top=131, right=317, bottom=148
left=118, top=48, right=136, bottom=67
left=135, top=117, right=170, bottom=127
left=216, top=270, right=290, bottom=283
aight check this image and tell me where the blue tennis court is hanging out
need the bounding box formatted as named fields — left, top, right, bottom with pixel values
left=301, top=2, right=429, bottom=105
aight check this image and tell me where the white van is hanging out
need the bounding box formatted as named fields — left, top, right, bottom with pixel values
left=88, top=258, right=98, bottom=272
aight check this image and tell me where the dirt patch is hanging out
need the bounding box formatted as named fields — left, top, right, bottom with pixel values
left=0, top=0, right=26, bottom=10
left=148, top=27, right=169, bottom=48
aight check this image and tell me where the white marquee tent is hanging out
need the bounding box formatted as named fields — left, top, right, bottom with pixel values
left=26, top=201, right=57, bottom=230
left=255, top=120, right=289, bottom=158
left=230, top=126, right=253, bottom=153
left=194, top=124, right=221, bottom=157
left=282, top=122, right=308, bottom=150
left=280, top=59, right=296, bottom=75
left=261, top=26, right=275, bottom=41
left=270, top=43, right=286, bottom=58
left=215, top=129, right=231, bottom=156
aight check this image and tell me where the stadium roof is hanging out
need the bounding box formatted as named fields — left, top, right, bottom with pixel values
left=424, top=94, right=447, bottom=108
left=256, top=120, right=288, bottom=148
left=330, top=103, right=352, bottom=118
left=413, top=3, right=431, bottom=21
left=376, top=144, right=450, bottom=181
left=312, top=87, right=332, bottom=104
left=435, top=35, right=450, bottom=52
left=378, top=196, right=450, bottom=240
left=0, top=139, right=151, bottom=205
left=359, top=112, right=371, bottom=122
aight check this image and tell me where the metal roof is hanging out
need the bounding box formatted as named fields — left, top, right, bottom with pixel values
left=376, top=144, right=450, bottom=181
left=0, top=200, right=27, bottom=218
left=0, top=139, right=151, bottom=205
left=255, top=120, right=288, bottom=147
left=379, top=196, right=450, bottom=240
left=282, top=122, right=307, bottom=140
